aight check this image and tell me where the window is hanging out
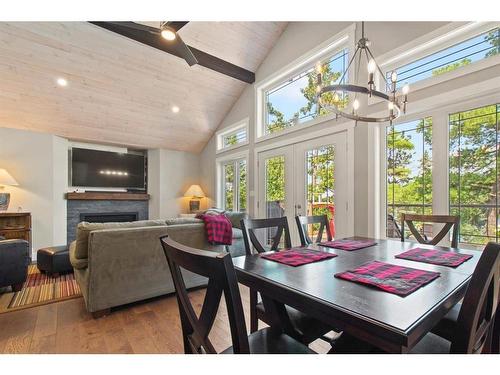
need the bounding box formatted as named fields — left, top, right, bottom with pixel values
left=387, top=27, right=499, bottom=90
left=216, top=119, right=249, bottom=153
left=265, top=48, right=349, bottom=135
left=386, top=118, right=433, bottom=238
left=221, top=158, right=247, bottom=212
left=449, top=104, right=499, bottom=245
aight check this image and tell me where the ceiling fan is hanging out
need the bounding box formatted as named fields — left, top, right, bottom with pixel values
left=89, top=21, right=255, bottom=83
left=99, top=21, right=197, bottom=66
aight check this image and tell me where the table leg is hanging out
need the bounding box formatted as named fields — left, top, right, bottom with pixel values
left=260, top=294, right=299, bottom=340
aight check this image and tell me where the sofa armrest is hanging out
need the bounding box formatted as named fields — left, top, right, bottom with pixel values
left=69, top=241, right=88, bottom=270
left=0, top=239, right=30, bottom=287
left=224, top=212, right=248, bottom=230
left=0, top=239, right=30, bottom=257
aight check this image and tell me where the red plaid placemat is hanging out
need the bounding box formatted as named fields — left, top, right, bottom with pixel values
left=395, top=247, right=473, bottom=267
left=320, top=239, right=377, bottom=251
left=261, top=248, right=337, bottom=267
left=335, top=260, right=440, bottom=296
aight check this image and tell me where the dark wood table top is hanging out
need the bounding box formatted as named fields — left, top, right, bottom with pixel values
left=232, top=237, right=481, bottom=352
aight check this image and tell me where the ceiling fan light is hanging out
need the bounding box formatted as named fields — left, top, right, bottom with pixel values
left=161, top=28, right=176, bottom=41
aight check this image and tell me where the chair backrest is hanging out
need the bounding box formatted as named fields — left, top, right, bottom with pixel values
left=160, top=235, right=250, bottom=354
left=401, top=214, right=460, bottom=248
left=240, top=217, right=292, bottom=254
left=387, top=214, right=402, bottom=239
left=295, top=215, right=332, bottom=246
left=451, top=242, right=500, bottom=354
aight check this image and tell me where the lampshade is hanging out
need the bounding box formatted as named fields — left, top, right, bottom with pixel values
left=184, top=184, right=205, bottom=198
left=0, top=169, right=18, bottom=186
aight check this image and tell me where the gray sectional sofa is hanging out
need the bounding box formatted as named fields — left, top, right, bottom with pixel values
left=69, top=213, right=246, bottom=316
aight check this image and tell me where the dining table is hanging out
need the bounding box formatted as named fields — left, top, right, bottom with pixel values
left=232, top=236, right=481, bottom=353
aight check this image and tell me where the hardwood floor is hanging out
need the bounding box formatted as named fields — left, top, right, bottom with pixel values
left=0, top=286, right=330, bottom=354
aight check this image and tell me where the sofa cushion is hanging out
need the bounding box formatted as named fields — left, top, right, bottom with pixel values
left=165, top=217, right=203, bottom=226
left=225, top=212, right=248, bottom=229
left=73, top=220, right=166, bottom=259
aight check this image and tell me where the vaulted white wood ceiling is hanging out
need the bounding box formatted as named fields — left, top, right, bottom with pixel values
left=0, top=22, right=287, bottom=152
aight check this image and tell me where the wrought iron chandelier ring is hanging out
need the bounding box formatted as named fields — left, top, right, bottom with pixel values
left=318, top=84, right=401, bottom=123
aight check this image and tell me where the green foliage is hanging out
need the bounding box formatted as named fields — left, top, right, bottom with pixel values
left=265, top=156, right=285, bottom=202
left=223, top=163, right=234, bottom=210
left=449, top=104, right=499, bottom=244
left=485, top=29, right=500, bottom=58
left=432, top=58, right=471, bottom=76
left=225, top=134, right=238, bottom=146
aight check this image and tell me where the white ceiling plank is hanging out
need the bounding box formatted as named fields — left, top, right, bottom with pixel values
left=0, top=21, right=287, bottom=152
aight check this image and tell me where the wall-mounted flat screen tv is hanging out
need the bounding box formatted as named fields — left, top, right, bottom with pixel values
left=71, top=148, right=146, bottom=189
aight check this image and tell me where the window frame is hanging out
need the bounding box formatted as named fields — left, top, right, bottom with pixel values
left=216, top=150, right=249, bottom=212
left=379, top=92, right=500, bottom=248
left=373, top=22, right=500, bottom=103
left=216, top=118, right=249, bottom=154
left=448, top=103, right=500, bottom=245
left=385, top=116, right=434, bottom=238
left=254, top=24, right=356, bottom=142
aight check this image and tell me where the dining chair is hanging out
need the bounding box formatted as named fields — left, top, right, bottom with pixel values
left=240, top=217, right=335, bottom=345
left=401, top=213, right=460, bottom=248
left=159, top=235, right=315, bottom=354
left=332, top=241, right=500, bottom=354
left=295, top=215, right=333, bottom=246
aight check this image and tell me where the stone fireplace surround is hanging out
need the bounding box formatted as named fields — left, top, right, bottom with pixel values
left=66, top=193, right=149, bottom=244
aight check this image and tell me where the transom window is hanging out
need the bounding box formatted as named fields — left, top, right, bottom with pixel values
left=216, top=119, right=249, bottom=153
left=386, top=27, right=499, bottom=90
left=386, top=118, right=433, bottom=238
left=223, top=127, right=247, bottom=148
left=221, top=158, right=247, bottom=212
left=265, top=48, right=349, bottom=135
left=449, top=104, right=499, bottom=245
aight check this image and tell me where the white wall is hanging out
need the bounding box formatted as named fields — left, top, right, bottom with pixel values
left=0, top=127, right=68, bottom=257
left=148, top=148, right=203, bottom=218
left=201, top=21, right=500, bottom=238
left=0, top=128, right=203, bottom=258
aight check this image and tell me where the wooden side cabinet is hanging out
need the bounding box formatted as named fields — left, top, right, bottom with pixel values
left=0, top=212, right=32, bottom=250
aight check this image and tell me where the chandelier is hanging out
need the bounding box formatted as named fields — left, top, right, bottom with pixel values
left=317, top=22, right=409, bottom=124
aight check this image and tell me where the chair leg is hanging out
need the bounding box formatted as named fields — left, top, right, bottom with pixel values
left=250, top=289, right=258, bottom=333
left=11, top=283, right=23, bottom=292
left=491, top=306, right=499, bottom=354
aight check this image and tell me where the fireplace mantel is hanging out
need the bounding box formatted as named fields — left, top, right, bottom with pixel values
left=65, top=192, right=150, bottom=201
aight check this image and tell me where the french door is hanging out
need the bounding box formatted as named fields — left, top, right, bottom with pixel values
left=257, top=132, right=351, bottom=244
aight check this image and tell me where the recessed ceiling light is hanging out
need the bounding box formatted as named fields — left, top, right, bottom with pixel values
left=171, top=105, right=180, bottom=113
left=56, top=77, right=68, bottom=87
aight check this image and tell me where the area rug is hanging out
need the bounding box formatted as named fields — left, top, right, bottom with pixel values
left=0, top=265, right=82, bottom=314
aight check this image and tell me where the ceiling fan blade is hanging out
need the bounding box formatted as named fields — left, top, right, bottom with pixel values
left=172, top=35, right=198, bottom=66
left=107, top=21, right=160, bottom=34
left=164, top=21, right=189, bottom=32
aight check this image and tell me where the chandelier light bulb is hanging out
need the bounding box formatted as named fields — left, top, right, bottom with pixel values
left=161, top=28, right=176, bottom=41
left=388, top=102, right=394, bottom=110
left=402, top=83, right=410, bottom=95
left=391, top=71, right=398, bottom=83
left=353, top=99, right=360, bottom=111
left=367, top=59, right=377, bottom=74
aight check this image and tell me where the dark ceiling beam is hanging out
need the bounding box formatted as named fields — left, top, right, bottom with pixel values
left=89, top=21, right=255, bottom=84
left=165, top=21, right=189, bottom=32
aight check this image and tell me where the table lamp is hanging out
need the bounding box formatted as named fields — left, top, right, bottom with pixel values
left=0, top=169, right=19, bottom=211
left=184, top=185, right=205, bottom=213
